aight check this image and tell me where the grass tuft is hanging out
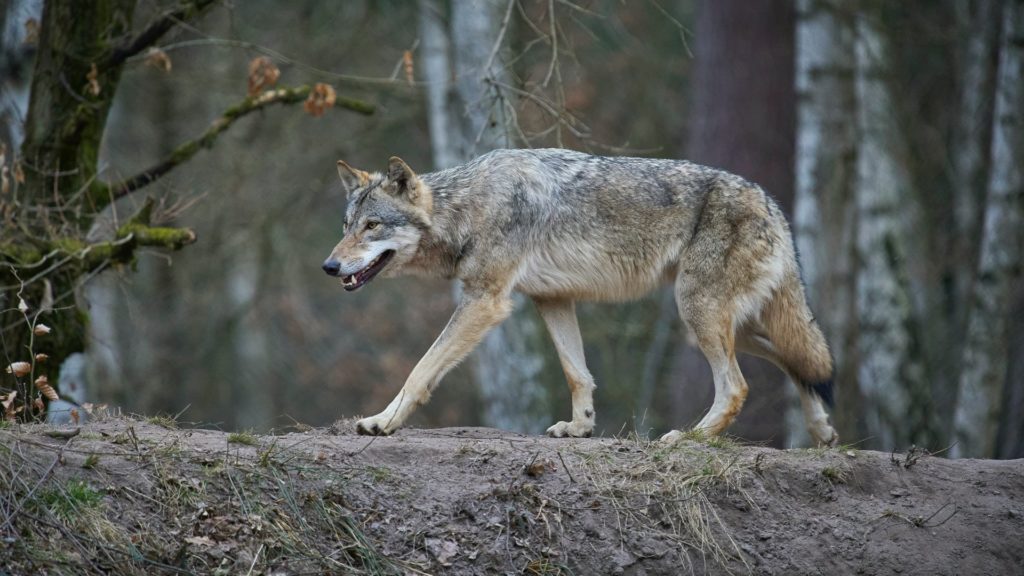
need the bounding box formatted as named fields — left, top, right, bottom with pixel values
left=227, top=430, right=258, bottom=446
left=145, top=415, right=177, bottom=429
left=38, top=479, right=103, bottom=521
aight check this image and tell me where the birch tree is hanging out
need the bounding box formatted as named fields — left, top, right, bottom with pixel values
left=854, top=9, right=931, bottom=450
left=0, top=0, right=43, bottom=155
left=954, top=0, right=1023, bottom=458
left=418, top=0, right=549, bottom=432
left=791, top=0, right=858, bottom=446
left=953, top=0, right=1004, bottom=310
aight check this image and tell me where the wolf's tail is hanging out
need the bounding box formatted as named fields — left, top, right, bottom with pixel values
left=759, top=275, right=835, bottom=407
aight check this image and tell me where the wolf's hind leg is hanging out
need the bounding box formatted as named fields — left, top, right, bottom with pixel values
left=355, top=288, right=512, bottom=436
left=736, top=328, right=838, bottom=447
left=661, top=295, right=748, bottom=443
left=534, top=298, right=596, bottom=438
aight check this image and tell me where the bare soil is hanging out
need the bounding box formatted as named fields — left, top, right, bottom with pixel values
left=1, top=418, right=1022, bottom=575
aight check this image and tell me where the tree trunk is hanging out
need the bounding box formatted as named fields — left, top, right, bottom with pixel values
left=1, top=0, right=209, bottom=418
left=941, top=0, right=1005, bottom=440
left=953, top=0, right=1024, bottom=458
left=419, top=0, right=550, bottom=433
left=854, top=11, right=932, bottom=450
left=1, top=0, right=135, bottom=412
left=952, top=0, right=1004, bottom=314
left=683, top=0, right=795, bottom=445
left=0, top=0, right=42, bottom=155
left=791, top=0, right=859, bottom=446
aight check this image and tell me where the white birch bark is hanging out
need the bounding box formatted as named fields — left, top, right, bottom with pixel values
left=0, top=0, right=42, bottom=152
left=953, top=0, right=1024, bottom=458
left=789, top=0, right=857, bottom=447
left=419, top=0, right=549, bottom=432
left=953, top=0, right=1004, bottom=296
left=854, top=15, right=926, bottom=450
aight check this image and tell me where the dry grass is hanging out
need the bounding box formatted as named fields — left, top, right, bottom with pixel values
left=574, top=434, right=754, bottom=574
left=0, top=417, right=403, bottom=575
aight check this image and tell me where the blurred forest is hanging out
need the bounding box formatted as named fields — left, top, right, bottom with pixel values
left=1, top=0, right=1021, bottom=458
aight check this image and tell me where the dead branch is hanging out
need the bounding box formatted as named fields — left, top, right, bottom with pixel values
left=106, top=85, right=375, bottom=201
left=104, top=0, right=219, bottom=70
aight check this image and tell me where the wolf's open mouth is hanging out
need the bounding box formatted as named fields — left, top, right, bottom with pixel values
left=341, top=250, right=395, bottom=291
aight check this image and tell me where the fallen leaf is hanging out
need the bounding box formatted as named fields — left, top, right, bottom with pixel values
left=185, top=535, right=216, bottom=547
left=70, top=409, right=79, bottom=424
left=303, top=83, right=336, bottom=117
left=425, top=538, right=459, bottom=567
left=247, top=56, right=280, bottom=97
left=6, top=362, right=31, bottom=377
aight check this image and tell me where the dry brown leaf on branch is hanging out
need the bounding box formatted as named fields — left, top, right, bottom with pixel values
left=247, top=56, right=280, bottom=97
left=403, top=50, right=415, bottom=85
left=17, top=298, right=28, bottom=313
left=24, top=18, right=39, bottom=45
left=6, top=362, right=31, bottom=378
left=304, top=83, right=336, bottom=117
left=144, top=47, right=172, bottom=73
left=35, top=353, right=49, bottom=363
left=86, top=63, right=101, bottom=96
left=34, top=324, right=51, bottom=336
left=35, top=376, right=59, bottom=401
left=2, top=391, right=18, bottom=420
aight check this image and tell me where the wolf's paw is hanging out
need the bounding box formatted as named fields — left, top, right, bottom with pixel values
left=816, top=427, right=839, bottom=448
left=658, top=429, right=686, bottom=444
left=809, top=419, right=839, bottom=448
left=545, top=420, right=593, bottom=438
left=355, top=414, right=396, bottom=436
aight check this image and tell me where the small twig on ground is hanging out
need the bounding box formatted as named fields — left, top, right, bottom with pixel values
left=0, top=434, right=73, bottom=533
left=556, top=450, right=575, bottom=483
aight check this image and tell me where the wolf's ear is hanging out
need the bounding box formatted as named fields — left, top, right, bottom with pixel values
left=337, top=160, right=370, bottom=194
left=386, top=156, right=432, bottom=213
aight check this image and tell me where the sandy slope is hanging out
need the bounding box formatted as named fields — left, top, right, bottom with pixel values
left=1, top=419, right=1022, bottom=575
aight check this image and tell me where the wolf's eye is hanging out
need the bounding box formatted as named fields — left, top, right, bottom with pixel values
left=366, top=221, right=379, bottom=231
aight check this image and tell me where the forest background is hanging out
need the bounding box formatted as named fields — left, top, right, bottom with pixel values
left=1, top=0, right=1021, bottom=459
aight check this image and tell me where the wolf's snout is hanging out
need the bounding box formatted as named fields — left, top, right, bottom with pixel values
left=322, top=259, right=341, bottom=276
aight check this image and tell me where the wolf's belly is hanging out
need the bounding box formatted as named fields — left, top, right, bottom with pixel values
left=512, top=243, right=678, bottom=302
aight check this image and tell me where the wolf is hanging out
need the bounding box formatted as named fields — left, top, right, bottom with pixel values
left=322, top=149, right=838, bottom=445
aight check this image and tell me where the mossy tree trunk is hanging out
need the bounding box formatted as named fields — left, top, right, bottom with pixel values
left=0, top=0, right=203, bottom=413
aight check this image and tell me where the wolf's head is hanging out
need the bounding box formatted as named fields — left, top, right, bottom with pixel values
left=322, top=157, right=432, bottom=291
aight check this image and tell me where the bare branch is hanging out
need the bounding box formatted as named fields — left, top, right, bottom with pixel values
left=104, top=0, right=219, bottom=70
left=107, top=85, right=374, bottom=201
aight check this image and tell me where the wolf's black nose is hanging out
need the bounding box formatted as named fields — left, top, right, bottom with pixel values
left=322, top=259, right=341, bottom=276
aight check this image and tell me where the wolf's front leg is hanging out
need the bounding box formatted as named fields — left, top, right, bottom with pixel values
left=534, top=298, right=596, bottom=438
left=355, top=288, right=513, bottom=436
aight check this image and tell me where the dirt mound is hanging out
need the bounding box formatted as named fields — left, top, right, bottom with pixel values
left=1, top=418, right=1022, bottom=575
